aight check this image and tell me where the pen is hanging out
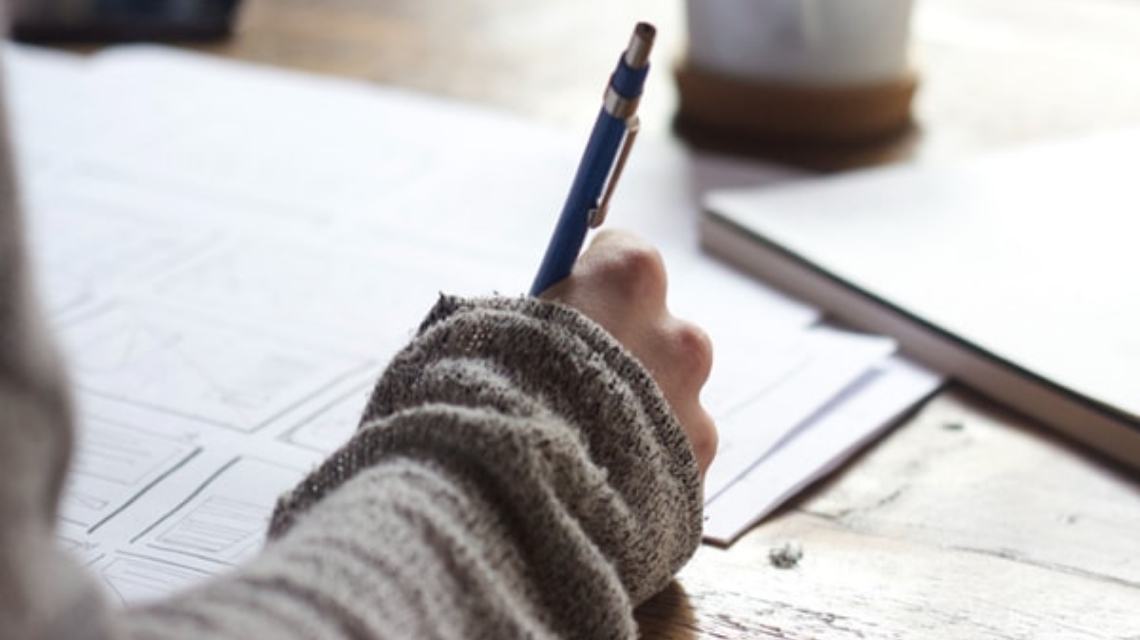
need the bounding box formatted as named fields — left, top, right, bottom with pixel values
left=528, top=22, right=655, bottom=296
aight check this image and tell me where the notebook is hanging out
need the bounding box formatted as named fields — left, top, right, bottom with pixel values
left=700, top=128, right=1140, bottom=469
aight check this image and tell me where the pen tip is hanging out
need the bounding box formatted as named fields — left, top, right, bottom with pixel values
left=626, top=22, right=656, bottom=68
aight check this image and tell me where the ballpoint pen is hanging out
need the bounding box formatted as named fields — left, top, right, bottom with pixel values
left=528, top=22, right=655, bottom=296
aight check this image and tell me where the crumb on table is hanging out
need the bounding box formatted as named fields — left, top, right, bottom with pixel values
left=768, top=542, right=803, bottom=569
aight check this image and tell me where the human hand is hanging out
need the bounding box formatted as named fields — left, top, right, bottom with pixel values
left=539, top=229, right=717, bottom=477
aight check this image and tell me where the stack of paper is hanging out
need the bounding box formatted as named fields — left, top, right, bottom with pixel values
left=6, top=42, right=939, bottom=603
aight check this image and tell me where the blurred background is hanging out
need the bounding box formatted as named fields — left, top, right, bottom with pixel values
left=12, top=0, right=1140, bottom=168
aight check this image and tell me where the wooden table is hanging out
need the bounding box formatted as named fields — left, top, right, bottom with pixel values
left=181, top=0, right=1140, bottom=636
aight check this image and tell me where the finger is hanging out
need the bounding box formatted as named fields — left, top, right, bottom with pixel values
left=574, top=229, right=668, bottom=312
left=650, top=318, right=717, bottom=476
left=678, top=404, right=718, bottom=478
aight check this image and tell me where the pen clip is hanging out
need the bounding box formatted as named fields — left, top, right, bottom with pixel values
left=589, top=116, right=640, bottom=228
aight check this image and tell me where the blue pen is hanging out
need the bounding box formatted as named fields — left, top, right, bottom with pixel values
left=529, top=22, right=655, bottom=296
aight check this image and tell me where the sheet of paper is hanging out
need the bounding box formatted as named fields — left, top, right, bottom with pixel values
left=703, top=357, right=942, bottom=544
left=1, top=44, right=88, bottom=175
left=5, top=43, right=940, bottom=603
left=702, top=328, right=897, bottom=501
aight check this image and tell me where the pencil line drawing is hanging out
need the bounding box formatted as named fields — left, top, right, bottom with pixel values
left=59, top=304, right=372, bottom=433
left=61, top=417, right=200, bottom=530
left=99, top=553, right=215, bottom=605
left=133, top=457, right=305, bottom=566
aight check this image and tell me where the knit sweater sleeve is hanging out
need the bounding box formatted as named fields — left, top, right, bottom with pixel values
left=121, top=294, right=704, bottom=640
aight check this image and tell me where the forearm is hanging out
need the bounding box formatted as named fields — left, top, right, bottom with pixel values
left=279, top=295, right=702, bottom=590
left=125, top=457, right=561, bottom=639
left=7, top=294, right=681, bottom=640
left=121, top=295, right=702, bottom=640
left=280, top=296, right=700, bottom=633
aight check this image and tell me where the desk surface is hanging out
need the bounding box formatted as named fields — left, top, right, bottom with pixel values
left=186, top=0, right=1140, bottom=636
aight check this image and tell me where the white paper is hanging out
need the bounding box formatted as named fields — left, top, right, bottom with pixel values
left=703, top=357, right=942, bottom=544
left=4, top=43, right=940, bottom=604
left=703, top=328, right=896, bottom=501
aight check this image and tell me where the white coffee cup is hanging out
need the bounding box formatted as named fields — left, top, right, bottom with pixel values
left=685, top=0, right=915, bottom=86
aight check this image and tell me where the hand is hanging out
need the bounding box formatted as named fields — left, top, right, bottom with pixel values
left=539, top=229, right=717, bottom=477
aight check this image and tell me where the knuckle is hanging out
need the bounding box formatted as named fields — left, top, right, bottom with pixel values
left=689, top=412, right=719, bottom=467
left=603, top=241, right=667, bottom=301
left=670, top=320, right=714, bottom=384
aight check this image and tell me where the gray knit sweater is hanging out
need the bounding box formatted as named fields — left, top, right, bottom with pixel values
left=0, top=63, right=703, bottom=640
